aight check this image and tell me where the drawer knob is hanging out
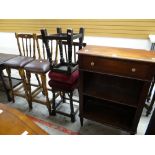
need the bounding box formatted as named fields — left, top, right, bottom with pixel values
left=91, top=62, right=94, bottom=67
left=131, top=68, right=136, bottom=72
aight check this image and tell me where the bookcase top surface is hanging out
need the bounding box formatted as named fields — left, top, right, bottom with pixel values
left=77, top=45, right=155, bottom=63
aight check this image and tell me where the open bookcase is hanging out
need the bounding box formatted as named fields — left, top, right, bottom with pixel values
left=78, top=45, right=155, bottom=134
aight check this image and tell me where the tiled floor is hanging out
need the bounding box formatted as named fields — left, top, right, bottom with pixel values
left=0, top=89, right=153, bottom=135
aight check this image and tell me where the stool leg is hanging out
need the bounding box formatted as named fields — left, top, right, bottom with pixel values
left=26, top=71, right=32, bottom=110
left=60, top=91, right=66, bottom=103
left=147, top=76, right=154, bottom=102
left=40, top=73, right=51, bottom=115
left=0, top=70, right=12, bottom=101
left=151, top=43, right=155, bottom=50
left=6, top=67, right=15, bottom=103
left=51, top=90, right=56, bottom=115
left=19, top=69, right=30, bottom=108
left=35, top=73, right=44, bottom=95
left=70, top=92, right=75, bottom=122
left=80, top=117, right=83, bottom=126
left=146, top=90, right=155, bottom=116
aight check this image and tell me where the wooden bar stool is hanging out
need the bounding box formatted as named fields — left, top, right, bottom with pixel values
left=4, top=33, right=35, bottom=107
left=24, top=34, right=56, bottom=115
left=41, top=27, right=86, bottom=122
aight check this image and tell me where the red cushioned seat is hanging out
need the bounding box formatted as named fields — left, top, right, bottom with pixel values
left=48, top=70, right=79, bottom=84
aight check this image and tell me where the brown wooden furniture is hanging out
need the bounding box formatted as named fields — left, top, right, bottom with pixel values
left=0, top=103, right=47, bottom=135
left=24, top=34, right=52, bottom=114
left=4, top=33, right=35, bottom=107
left=78, top=45, right=155, bottom=134
left=41, top=27, right=86, bottom=122
left=0, top=53, right=18, bottom=101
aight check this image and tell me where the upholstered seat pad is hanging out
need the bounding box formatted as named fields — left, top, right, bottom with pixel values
left=48, top=79, right=78, bottom=91
left=4, top=56, right=34, bottom=69
left=24, top=59, right=50, bottom=73
left=48, top=70, right=79, bottom=84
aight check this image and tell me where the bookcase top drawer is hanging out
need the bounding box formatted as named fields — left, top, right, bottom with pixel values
left=79, top=54, right=155, bottom=81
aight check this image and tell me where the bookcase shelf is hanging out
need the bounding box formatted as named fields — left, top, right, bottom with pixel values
left=83, top=71, right=143, bottom=108
left=83, top=95, right=136, bottom=130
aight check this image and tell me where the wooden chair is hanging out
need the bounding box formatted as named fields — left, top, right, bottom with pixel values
left=24, top=34, right=56, bottom=115
left=4, top=33, right=35, bottom=107
left=41, top=27, right=86, bottom=122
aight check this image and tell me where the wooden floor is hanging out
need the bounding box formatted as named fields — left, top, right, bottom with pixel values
left=0, top=103, right=47, bottom=135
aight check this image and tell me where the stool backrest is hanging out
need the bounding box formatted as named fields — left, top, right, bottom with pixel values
left=35, top=34, right=57, bottom=60
left=15, top=33, right=36, bottom=58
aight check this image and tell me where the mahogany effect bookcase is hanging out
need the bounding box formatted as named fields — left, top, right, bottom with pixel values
left=78, top=45, right=155, bottom=134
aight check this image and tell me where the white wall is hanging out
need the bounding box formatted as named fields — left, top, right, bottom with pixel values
left=0, top=32, right=18, bottom=54
left=85, top=36, right=151, bottom=50
left=0, top=32, right=152, bottom=54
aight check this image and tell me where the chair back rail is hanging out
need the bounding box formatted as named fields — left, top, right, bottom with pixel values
left=35, top=34, right=58, bottom=62
left=15, top=33, right=36, bottom=58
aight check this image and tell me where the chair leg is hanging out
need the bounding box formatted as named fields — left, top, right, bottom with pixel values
left=0, top=69, right=12, bottom=101
left=40, top=73, right=51, bottom=115
left=19, top=69, right=31, bottom=108
left=69, top=92, right=75, bottom=122
left=147, top=76, right=155, bottom=102
left=60, top=91, right=66, bottom=103
left=146, top=90, right=155, bottom=116
left=35, top=73, right=41, bottom=86
left=35, top=73, right=45, bottom=95
left=6, top=67, right=15, bottom=103
left=80, top=117, right=83, bottom=126
left=51, top=90, right=56, bottom=116
left=26, top=71, right=33, bottom=109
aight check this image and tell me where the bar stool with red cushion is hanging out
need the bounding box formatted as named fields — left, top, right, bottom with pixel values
left=41, top=27, right=86, bottom=122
